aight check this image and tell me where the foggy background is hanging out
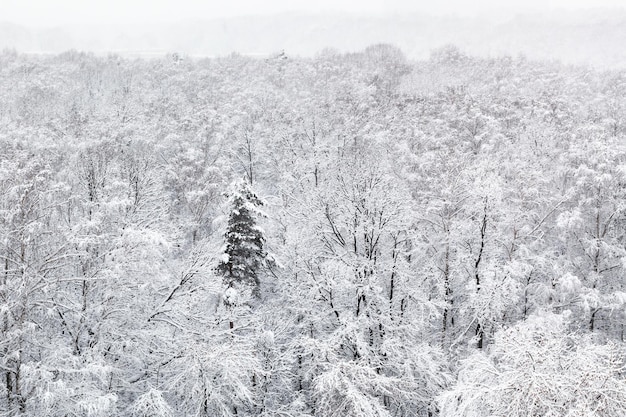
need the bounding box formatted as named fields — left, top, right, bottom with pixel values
left=1, top=0, right=625, bottom=67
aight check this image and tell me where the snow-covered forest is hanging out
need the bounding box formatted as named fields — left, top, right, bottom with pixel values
left=0, top=44, right=625, bottom=416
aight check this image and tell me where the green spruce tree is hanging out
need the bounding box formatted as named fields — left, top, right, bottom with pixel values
left=217, top=179, right=267, bottom=301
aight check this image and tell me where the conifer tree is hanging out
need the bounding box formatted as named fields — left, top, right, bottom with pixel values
left=217, top=179, right=267, bottom=300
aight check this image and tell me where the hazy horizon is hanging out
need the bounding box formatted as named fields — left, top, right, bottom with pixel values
left=2, top=0, right=626, bottom=27
left=2, top=2, right=626, bottom=68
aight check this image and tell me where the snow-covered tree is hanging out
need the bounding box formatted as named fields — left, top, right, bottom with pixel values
left=439, top=312, right=626, bottom=417
left=217, top=179, right=269, bottom=299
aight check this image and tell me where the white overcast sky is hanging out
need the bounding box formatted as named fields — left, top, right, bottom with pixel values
left=2, top=0, right=625, bottom=26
